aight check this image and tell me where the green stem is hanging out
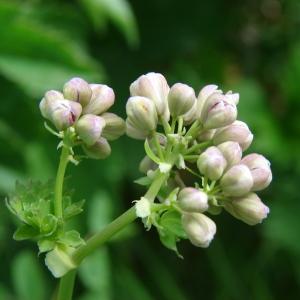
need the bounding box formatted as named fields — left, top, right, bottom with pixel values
left=71, top=206, right=137, bottom=265
left=153, top=132, right=164, bottom=160
left=177, top=116, right=183, bottom=134
left=54, top=145, right=69, bottom=218
left=144, top=172, right=169, bottom=202
left=57, top=270, right=76, bottom=300
left=185, top=141, right=211, bottom=155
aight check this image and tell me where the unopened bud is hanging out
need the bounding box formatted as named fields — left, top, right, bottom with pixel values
left=139, top=156, right=157, bottom=174
left=183, top=101, right=197, bottom=125
left=182, top=213, right=216, bottom=248
left=75, top=114, right=106, bottom=146
left=126, top=96, right=158, bottom=132
left=217, top=141, right=242, bottom=168
left=50, top=100, right=82, bottom=131
left=83, top=137, right=111, bottom=159
left=241, top=154, right=272, bottom=191
left=197, top=146, right=227, bottom=180
left=63, top=77, right=92, bottom=107
left=224, top=193, right=270, bottom=225
left=101, top=112, right=125, bottom=141
left=225, top=91, right=239, bottom=105
left=130, top=72, right=170, bottom=121
left=213, top=121, right=253, bottom=151
left=125, top=119, right=149, bottom=140
left=178, top=188, right=208, bottom=213
left=40, top=90, right=64, bottom=119
left=197, top=129, right=216, bottom=142
left=83, top=84, right=115, bottom=115
left=168, top=83, right=196, bottom=117
left=221, top=165, right=253, bottom=196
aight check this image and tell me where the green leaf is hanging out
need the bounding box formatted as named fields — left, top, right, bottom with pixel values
left=144, top=139, right=161, bottom=165
left=59, top=230, right=86, bottom=248
left=12, top=251, right=47, bottom=300
left=64, top=199, right=85, bottom=220
left=40, top=214, right=58, bottom=236
left=134, top=176, right=152, bottom=186
left=158, top=228, right=183, bottom=259
left=38, top=239, right=56, bottom=254
left=13, top=224, right=40, bottom=241
left=159, top=210, right=187, bottom=239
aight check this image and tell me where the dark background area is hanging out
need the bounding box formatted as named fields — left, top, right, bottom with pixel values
left=0, top=0, right=299, bottom=299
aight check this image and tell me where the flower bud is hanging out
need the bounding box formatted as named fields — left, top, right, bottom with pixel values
left=217, top=141, right=242, bottom=168
left=225, top=91, right=239, bottom=105
left=39, top=90, right=64, bottom=119
left=83, top=84, right=115, bottom=115
left=182, top=213, right=216, bottom=248
left=213, top=121, right=253, bottom=151
left=63, top=77, right=92, bottom=107
left=197, top=146, right=227, bottom=180
left=197, top=129, right=216, bottom=142
left=101, top=112, right=125, bottom=141
left=200, top=92, right=237, bottom=129
left=183, top=101, right=197, bottom=125
left=224, top=193, right=270, bottom=225
left=130, top=72, right=170, bottom=121
left=168, top=83, right=196, bottom=117
left=220, top=165, right=253, bottom=196
left=241, top=154, right=272, bottom=191
left=178, top=188, right=208, bottom=213
left=50, top=100, right=82, bottom=131
left=139, top=156, right=157, bottom=174
left=75, top=114, right=106, bottom=146
left=125, top=119, right=148, bottom=140
left=126, top=96, right=158, bottom=132
left=83, top=137, right=111, bottom=159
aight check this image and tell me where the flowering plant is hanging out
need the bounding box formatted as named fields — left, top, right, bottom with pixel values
left=6, top=73, right=272, bottom=299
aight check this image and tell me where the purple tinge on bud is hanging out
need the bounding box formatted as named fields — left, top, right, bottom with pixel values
left=83, top=84, right=115, bottom=115
left=220, top=164, right=254, bottom=197
left=100, top=112, right=125, bottom=141
left=241, top=154, right=272, bottom=191
left=224, top=193, right=270, bottom=225
left=224, top=91, right=239, bottom=105
left=126, top=96, right=158, bottom=132
left=178, top=187, right=208, bottom=213
left=181, top=213, right=217, bottom=248
left=39, top=90, right=64, bottom=119
left=83, top=137, right=111, bottom=159
left=75, top=114, right=106, bottom=146
left=217, top=141, right=242, bottom=168
left=197, top=146, right=227, bottom=180
left=139, top=156, right=158, bottom=174
left=168, top=83, right=196, bottom=117
left=200, top=92, right=237, bottom=129
left=130, top=72, right=170, bottom=121
left=213, top=120, right=253, bottom=151
left=49, top=100, right=82, bottom=131
left=125, top=119, right=149, bottom=140
left=63, top=77, right=92, bottom=107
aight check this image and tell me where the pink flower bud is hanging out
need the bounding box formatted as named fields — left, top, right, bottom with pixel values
left=182, top=213, right=217, bottom=248
left=178, top=188, right=208, bottom=213
left=63, top=77, right=92, bottom=107
left=130, top=72, right=170, bottom=121
left=224, top=91, right=239, bottom=105
left=75, top=114, right=106, bottom=146
left=101, top=112, right=125, bottom=141
left=217, top=141, right=242, bottom=168
left=39, top=90, right=64, bottom=119
left=224, top=193, right=270, bottom=225
left=200, top=92, right=237, bottom=129
left=197, top=146, right=227, bottom=180
left=241, top=154, right=272, bottom=191
left=197, top=129, right=216, bottom=142
left=221, top=165, right=253, bottom=196
left=83, top=84, right=115, bottom=115
left=83, top=137, right=111, bottom=159
left=125, top=119, right=148, bottom=140
left=213, top=120, right=253, bottom=150
left=168, top=83, right=196, bottom=117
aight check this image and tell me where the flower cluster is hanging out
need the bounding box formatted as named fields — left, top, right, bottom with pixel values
left=126, top=72, right=272, bottom=251
left=40, top=77, right=125, bottom=160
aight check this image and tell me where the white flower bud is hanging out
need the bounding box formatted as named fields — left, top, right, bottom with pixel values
left=125, top=119, right=149, bottom=140
left=63, top=77, right=92, bottom=107
left=197, top=146, right=227, bottom=180
left=241, top=154, right=272, bottom=191
left=130, top=72, right=170, bottom=121
left=75, top=114, right=106, bottom=146
left=182, top=213, right=216, bottom=248
left=83, top=137, right=111, bottom=159
left=183, top=101, right=197, bottom=125
left=224, top=193, right=270, bottom=225
left=224, top=91, right=239, bottom=105
left=126, top=96, right=158, bottom=132
left=200, top=92, right=237, bottom=129
left=39, top=90, right=64, bottom=119
left=213, top=120, right=253, bottom=151
left=178, top=188, right=208, bottom=213
left=168, top=83, right=196, bottom=117
left=83, top=84, right=115, bottom=115
left=217, top=141, right=242, bottom=168
left=197, top=129, right=216, bottom=142
left=101, top=112, right=125, bottom=141
left=221, top=165, right=253, bottom=196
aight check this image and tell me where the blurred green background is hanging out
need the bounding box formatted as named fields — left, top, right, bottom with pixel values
left=0, top=0, right=299, bottom=299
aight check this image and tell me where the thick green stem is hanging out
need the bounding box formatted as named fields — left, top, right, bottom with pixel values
left=54, top=146, right=69, bottom=218
left=57, top=270, right=76, bottom=300
left=144, top=172, right=169, bottom=202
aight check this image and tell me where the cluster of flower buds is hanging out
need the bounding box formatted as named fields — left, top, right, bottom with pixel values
left=39, top=77, right=125, bottom=159
left=126, top=72, right=272, bottom=250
